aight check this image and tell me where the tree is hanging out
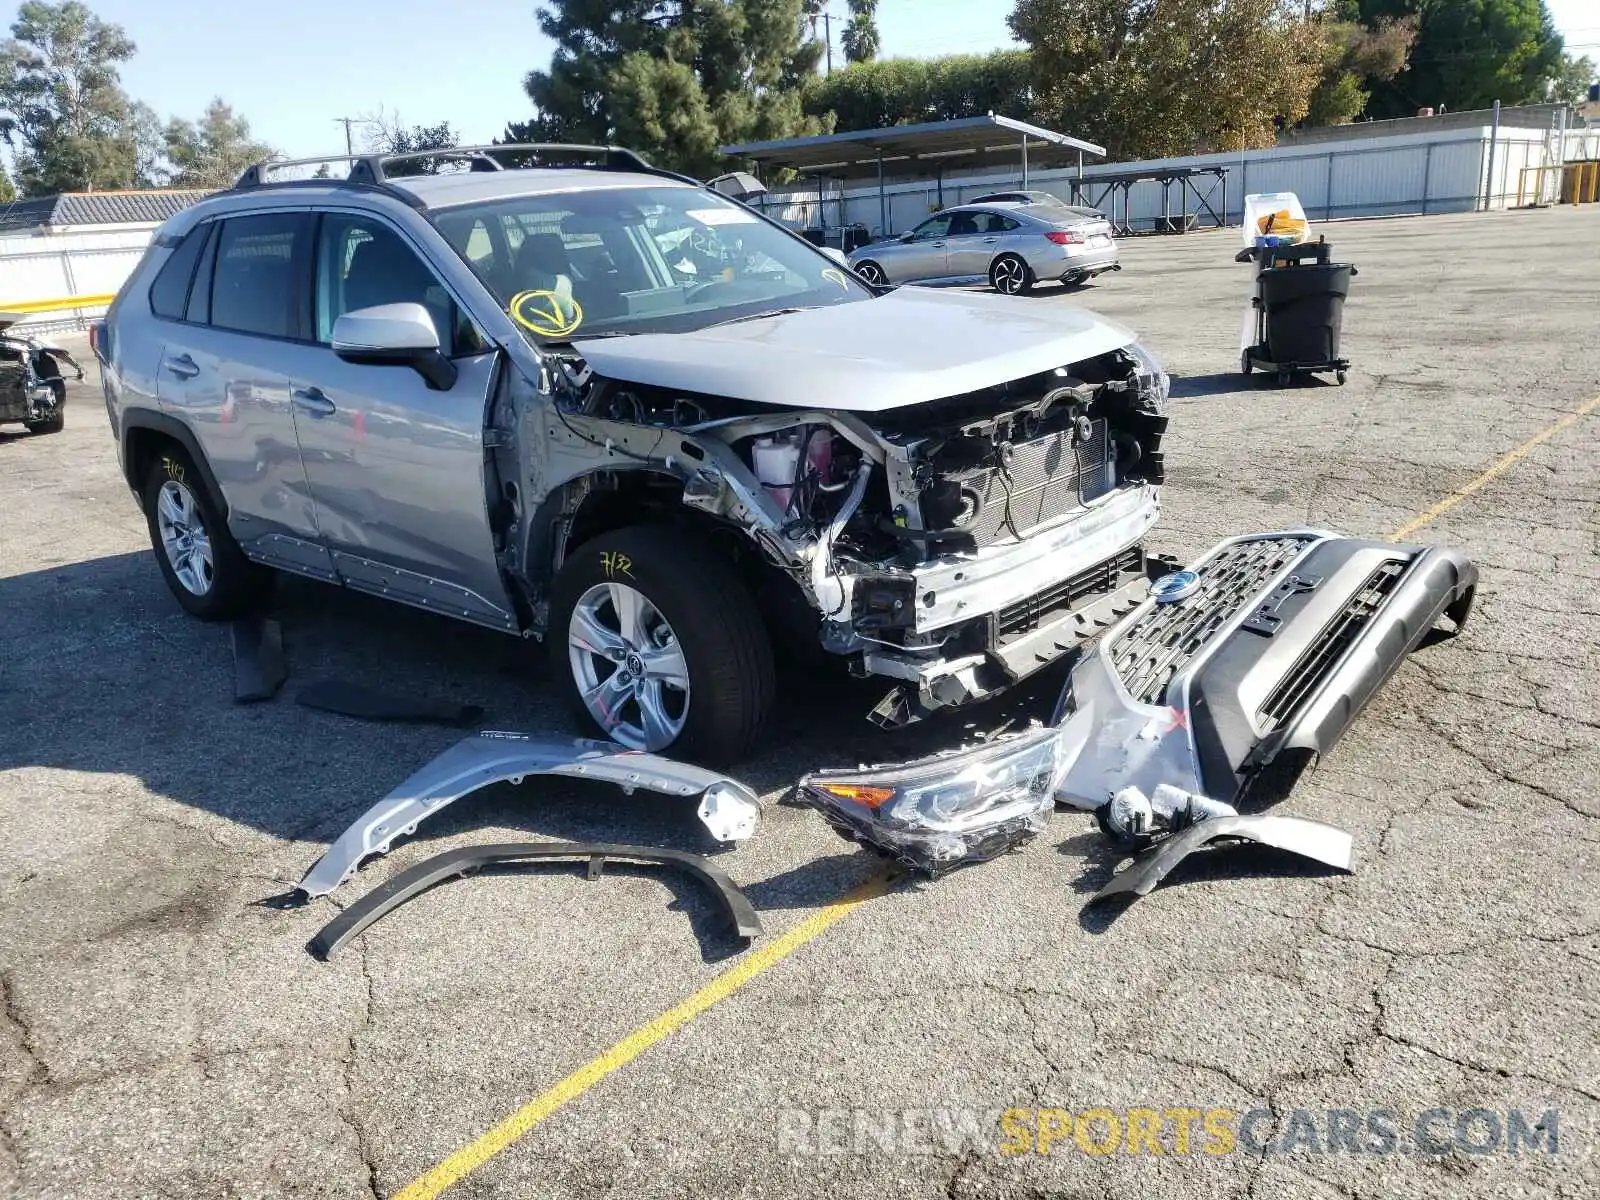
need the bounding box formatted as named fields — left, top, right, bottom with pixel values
left=0, top=1, right=139, bottom=195
left=803, top=50, right=1036, bottom=130
left=841, top=0, right=879, bottom=64
left=1010, top=0, right=1326, bottom=160
left=359, top=109, right=459, bottom=173
left=0, top=159, right=14, bottom=201
left=163, top=98, right=274, bottom=189
left=1306, top=9, right=1418, bottom=126
left=1551, top=52, right=1596, bottom=105
left=1348, top=1, right=1568, bottom=119
left=123, top=98, right=167, bottom=185
left=509, top=1, right=827, bottom=177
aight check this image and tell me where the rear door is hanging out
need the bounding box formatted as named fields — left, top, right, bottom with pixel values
left=271, top=209, right=516, bottom=631
left=948, top=210, right=1020, bottom=277
left=153, top=212, right=333, bottom=579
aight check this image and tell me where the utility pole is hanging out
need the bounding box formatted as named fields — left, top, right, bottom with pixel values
left=823, top=10, right=833, bottom=75
left=333, top=117, right=357, bottom=157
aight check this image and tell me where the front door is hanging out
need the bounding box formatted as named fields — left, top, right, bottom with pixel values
left=275, top=210, right=516, bottom=631
left=893, top=213, right=953, bottom=282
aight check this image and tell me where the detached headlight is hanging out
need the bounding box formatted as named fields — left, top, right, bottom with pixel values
left=1127, top=341, right=1171, bottom=416
left=797, top=728, right=1065, bottom=874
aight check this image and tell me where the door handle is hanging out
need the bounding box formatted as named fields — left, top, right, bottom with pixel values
left=982, top=237, right=999, bottom=243
left=931, top=241, right=945, bottom=247
left=165, top=353, right=199, bottom=380
left=292, top=387, right=337, bottom=418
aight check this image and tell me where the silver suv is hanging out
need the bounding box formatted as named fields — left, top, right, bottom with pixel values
left=99, top=144, right=1171, bottom=762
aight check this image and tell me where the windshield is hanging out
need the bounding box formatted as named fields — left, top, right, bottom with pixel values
left=430, top=184, right=872, bottom=342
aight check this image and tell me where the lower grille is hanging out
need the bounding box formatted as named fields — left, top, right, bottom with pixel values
left=943, top=421, right=1114, bottom=548
left=1109, top=535, right=1314, bottom=705
left=997, top=545, right=1145, bottom=639
left=1258, top=560, right=1406, bottom=727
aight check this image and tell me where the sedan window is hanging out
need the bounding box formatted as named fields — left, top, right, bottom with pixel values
left=911, top=215, right=953, bottom=241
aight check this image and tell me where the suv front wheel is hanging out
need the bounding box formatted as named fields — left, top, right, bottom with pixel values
left=141, top=447, right=270, bottom=619
left=548, top=525, right=774, bottom=764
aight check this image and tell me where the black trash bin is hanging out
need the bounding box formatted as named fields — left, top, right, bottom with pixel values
left=1258, top=262, right=1353, bottom=368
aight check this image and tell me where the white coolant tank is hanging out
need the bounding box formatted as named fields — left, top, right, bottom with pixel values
left=753, top=435, right=802, bottom=512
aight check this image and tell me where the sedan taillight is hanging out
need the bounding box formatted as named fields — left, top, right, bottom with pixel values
left=1045, top=230, right=1086, bottom=246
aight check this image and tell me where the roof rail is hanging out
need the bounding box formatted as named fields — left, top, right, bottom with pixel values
left=345, top=143, right=674, bottom=184
left=233, top=143, right=697, bottom=201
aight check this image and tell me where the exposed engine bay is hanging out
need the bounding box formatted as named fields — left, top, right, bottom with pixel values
left=523, top=340, right=1172, bottom=724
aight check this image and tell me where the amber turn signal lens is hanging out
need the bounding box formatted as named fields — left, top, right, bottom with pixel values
left=818, top=783, right=896, bottom=809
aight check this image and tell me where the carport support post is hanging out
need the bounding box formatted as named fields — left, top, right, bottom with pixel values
left=876, top=151, right=887, bottom=238
left=1483, top=99, right=1501, bottom=211
left=1021, top=138, right=1029, bottom=187
left=818, top=172, right=827, bottom=237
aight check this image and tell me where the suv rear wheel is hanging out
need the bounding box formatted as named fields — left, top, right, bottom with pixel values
left=141, top=447, right=270, bottom=619
left=548, top=525, right=774, bottom=764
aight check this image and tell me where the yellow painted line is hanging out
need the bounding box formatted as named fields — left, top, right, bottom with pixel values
left=391, top=869, right=899, bottom=1200
left=1387, top=392, right=1600, bottom=542
left=0, top=293, right=116, bottom=314
left=393, top=391, right=1600, bottom=1199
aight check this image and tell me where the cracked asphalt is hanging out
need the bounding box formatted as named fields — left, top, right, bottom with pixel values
left=2, top=205, right=1597, bottom=1199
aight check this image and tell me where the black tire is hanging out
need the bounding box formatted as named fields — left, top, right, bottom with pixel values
left=548, top=525, right=775, bottom=764
left=24, top=379, right=65, bottom=434
left=989, top=253, right=1034, bottom=295
left=141, top=445, right=271, bottom=620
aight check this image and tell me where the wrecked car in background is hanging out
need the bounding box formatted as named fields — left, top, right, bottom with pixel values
left=97, top=142, right=1169, bottom=762
left=0, top=312, right=79, bottom=435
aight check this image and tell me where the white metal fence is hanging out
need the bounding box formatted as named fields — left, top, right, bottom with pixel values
left=0, top=228, right=154, bottom=335
left=761, top=123, right=1590, bottom=240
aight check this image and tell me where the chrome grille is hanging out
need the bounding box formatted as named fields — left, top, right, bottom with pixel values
left=944, top=421, right=1114, bottom=547
left=1258, top=560, right=1405, bottom=727
left=1109, top=536, right=1314, bottom=705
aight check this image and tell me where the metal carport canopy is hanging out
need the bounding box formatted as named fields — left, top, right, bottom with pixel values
left=720, top=115, right=1106, bottom=234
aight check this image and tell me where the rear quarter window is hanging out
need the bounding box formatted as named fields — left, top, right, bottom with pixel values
left=147, top=224, right=209, bottom=319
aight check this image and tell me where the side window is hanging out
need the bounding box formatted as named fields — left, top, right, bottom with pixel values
left=946, top=212, right=980, bottom=237
left=980, top=213, right=1020, bottom=234
left=185, top=224, right=218, bottom=325
left=147, top=223, right=209, bottom=319
left=912, top=215, right=952, bottom=241
left=210, top=214, right=302, bottom=339
left=314, top=214, right=486, bottom=356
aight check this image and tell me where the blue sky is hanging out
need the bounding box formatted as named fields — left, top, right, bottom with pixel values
left=4, top=0, right=1598, bottom=162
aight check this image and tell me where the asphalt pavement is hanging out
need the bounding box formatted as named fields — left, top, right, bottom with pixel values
left=1, top=205, right=1597, bottom=1199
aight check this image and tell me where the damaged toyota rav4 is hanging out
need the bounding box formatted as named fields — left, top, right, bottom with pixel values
left=99, top=144, right=1171, bottom=761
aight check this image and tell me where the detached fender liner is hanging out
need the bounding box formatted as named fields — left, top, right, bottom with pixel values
left=308, top=842, right=763, bottom=960
left=1089, top=814, right=1353, bottom=903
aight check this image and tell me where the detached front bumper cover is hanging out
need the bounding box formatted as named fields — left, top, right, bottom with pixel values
left=296, top=732, right=762, bottom=898
left=795, top=530, right=1474, bottom=885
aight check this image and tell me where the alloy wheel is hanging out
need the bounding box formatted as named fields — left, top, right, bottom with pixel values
left=155, top=479, right=215, bottom=596
left=993, top=257, right=1026, bottom=295
left=568, top=581, right=691, bottom=751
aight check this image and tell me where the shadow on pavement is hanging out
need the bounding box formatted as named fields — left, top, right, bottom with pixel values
left=0, top=548, right=1065, bottom=906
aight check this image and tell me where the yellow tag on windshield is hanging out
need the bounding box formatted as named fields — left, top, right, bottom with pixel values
left=509, top=289, right=584, bottom=337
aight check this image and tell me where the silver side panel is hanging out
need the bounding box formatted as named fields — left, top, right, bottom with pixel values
left=296, top=732, right=763, bottom=897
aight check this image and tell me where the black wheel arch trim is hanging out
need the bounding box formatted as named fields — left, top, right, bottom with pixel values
left=306, top=841, right=763, bottom=959
left=120, top=409, right=229, bottom=518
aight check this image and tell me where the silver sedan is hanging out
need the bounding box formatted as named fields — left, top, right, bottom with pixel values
left=847, top=201, right=1121, bottom=295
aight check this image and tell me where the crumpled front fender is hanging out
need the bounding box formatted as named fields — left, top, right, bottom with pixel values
left=296, top=731, right=762, bottom=898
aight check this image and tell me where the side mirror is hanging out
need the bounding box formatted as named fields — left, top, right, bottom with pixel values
left=331, top=302, right=457, bottom=390
left=820, top=246, right=848, bottom=266
left=898, top=230, right=915, bottom=242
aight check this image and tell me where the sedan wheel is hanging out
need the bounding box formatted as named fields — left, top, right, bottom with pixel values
left=990, top=254, right=1032, bottom=296
left=156, top=478, right=216, bottom=596
left=568, top=581, right=691, bottom=752
left=852, top=260, right=886, bottom=286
